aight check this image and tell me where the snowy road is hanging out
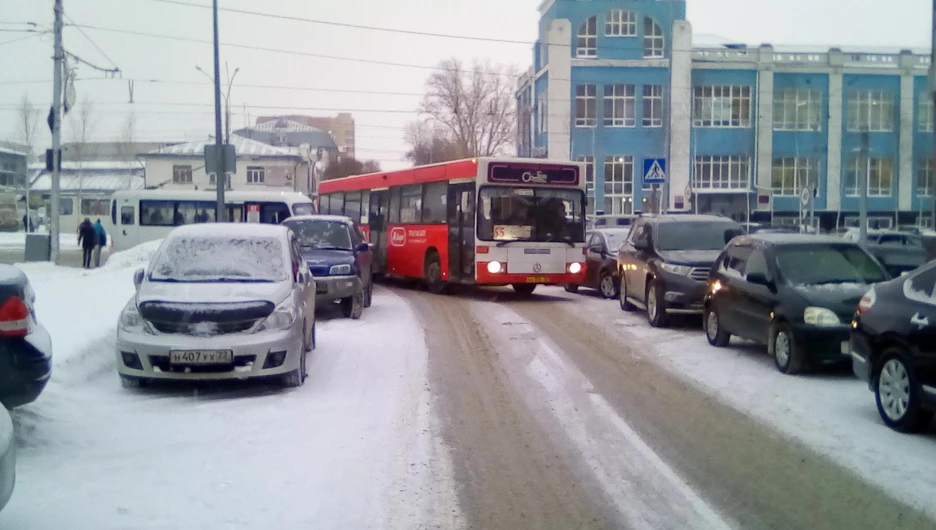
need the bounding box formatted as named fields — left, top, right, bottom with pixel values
left=2, top=253, right=936, bottom=529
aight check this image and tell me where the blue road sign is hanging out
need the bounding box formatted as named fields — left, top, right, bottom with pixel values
left=643, top=158, right=666, bottom=185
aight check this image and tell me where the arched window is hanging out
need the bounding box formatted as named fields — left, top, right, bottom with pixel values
left=577, top=16, right=597, bottom=58
left=643, top=17, right=664, bottom=58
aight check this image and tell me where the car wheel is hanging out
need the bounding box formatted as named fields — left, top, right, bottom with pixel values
left=704, top=306, right=730, bottom=347
left=646, top=280, right=668, bottom=327
left=771, top=323, right=804, bottom=375
left=619, top=278, right=635, bottom=312
left=564, top=283, right=579, bottom=293
left=363, top=277, right=374, bottom=308
left=119, top=375, right=147, bottom=389
left=512, top=283, right=536, bottom=295
left=341, top=289, right=364, bottom=319
left=875, top=349, right=934, bottom=433
left=424, top=252, right=446, bottom=294
left=310, top=320, right=317, bottom=351
left=599, top=272, right=618, bottom=299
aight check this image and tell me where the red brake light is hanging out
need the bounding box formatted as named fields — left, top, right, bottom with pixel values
left=857, top=288, right=876, bottom=313
left=477, top=246, right=489, bottom=254
left=0, top=296, right=31, bottom=337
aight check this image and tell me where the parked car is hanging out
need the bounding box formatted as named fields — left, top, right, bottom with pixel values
left=0, top=406, right=13, bottom=512
left=850, top=260, right=936, bottom=432
left=865, top=231, right=926, bottom=277
left=282, top=215, right=374, bottom=319
left=617, top=214, right=743, bottom=327
left=704, top=234, right=889, bottom=374
left=565, top=228, right=629, bottom=298
left=116, top=224, right=316, bottom=388
left=0, top=265, right=52, bottom=408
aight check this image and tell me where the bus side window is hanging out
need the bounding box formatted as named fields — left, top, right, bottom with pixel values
left=329, top=193, right=344, bottom=216
left=360, top=191, right=370, bottom=224
left=422, top=182, right=447, bottom=224
left=121, top=206, right=135, bottom=225
left=388, top=188, right=402, bottom=224
left=260, top=202, right=290, bottom=224
left=227, top=205, right=244, bottom=223
left=319, top=194, right=330, bottom=215
left=344, top=191, right=361, bottom=222
left=140, top=200, right=174, bottom=226
left=400, top=185, right=422, bottom=223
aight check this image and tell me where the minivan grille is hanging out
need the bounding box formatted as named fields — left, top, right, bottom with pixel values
left=689, top=267, right=709, bottom=281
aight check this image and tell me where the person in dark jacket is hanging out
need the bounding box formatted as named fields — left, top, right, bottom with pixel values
left=92, top=219, right=107, bottom=268
left=77, top=218, right=96, bottom=269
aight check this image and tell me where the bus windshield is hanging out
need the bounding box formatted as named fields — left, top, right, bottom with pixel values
left=477, top=187, right=585, bottom=243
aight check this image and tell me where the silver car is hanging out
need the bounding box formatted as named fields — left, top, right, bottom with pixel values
left=0, top=406, right=14, bottom=512
left=116, top=223, right=316, bottom=388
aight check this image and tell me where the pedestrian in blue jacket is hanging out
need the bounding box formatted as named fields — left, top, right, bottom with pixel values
left=92, top=219, right=107, bottom=268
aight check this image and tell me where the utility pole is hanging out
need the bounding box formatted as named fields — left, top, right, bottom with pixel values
left=931, top=0, right=936, bottom=226
left=859, top=130, right=869, bottom=242
left=50, top=0, right=64, bottom=263
left=212, top=0, right=224, bottom=221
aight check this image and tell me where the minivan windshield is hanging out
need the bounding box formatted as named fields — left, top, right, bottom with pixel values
left=150, top=236, right=287, bottom=283
left=478, top=187, right=585, bottom=243
left=776, top=244, right=888, bottom=285
left=656, top=222, right=741, bottom=251
left=285, top=220, right=352, bottom=251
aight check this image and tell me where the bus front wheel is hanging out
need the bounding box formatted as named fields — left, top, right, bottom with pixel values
left=424, top=252, right=447, bottom=294
left=512, top=284, right=536, bottom=296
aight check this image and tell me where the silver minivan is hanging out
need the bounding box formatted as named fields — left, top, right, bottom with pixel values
left=116, top=223, right=316, bottom=388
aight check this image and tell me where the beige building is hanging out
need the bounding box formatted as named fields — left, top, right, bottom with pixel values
left=257, top=113, right=355, bottom=159
left=141, top=136, right=313, bottom=195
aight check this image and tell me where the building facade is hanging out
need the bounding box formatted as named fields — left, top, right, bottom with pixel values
left=256, top=113, right=356, bottom=159
left=517, top=0, right=935, bottom=230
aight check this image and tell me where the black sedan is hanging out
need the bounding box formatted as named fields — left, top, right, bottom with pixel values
left=851, top=260, right=936, bottom=432
left=703, top=234, right=889, bottom=374
left=0, top=265, right=52, bottom=408
left=565, top=228, right=629, bottom=298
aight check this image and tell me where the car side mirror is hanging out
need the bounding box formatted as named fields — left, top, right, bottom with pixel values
left=355, top=242, right=369, bottom=252
left=133, top=268, right=145, bottom=290
left=747, top=272, right=774, bottom=289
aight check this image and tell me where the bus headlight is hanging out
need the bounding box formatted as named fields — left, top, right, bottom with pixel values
left=486, top=261, right=504, bottom=274
left=568, top=262, right=582, bottom=274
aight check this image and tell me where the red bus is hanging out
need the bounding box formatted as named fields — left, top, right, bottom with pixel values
left=316, top=157, right=588, bottom=294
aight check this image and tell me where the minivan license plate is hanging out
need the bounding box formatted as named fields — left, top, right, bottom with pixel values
left=170, top=350, right=233, bottom=365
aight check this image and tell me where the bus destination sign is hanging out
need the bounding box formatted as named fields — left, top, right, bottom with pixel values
left=488, top=163, right=579, bottom=186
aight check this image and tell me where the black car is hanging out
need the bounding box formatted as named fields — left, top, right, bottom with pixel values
left=704, top=234, right=889, bottom=374
left=616, top=214, right=743, bottom=327
left=851, top=260, right=936, bottom=432
left=566, top=228, right=629, bottom=298
left=862, top=231, right=926, bottom=277
left=0, top=265, right=52, bottom=408
left=283, top=215, right=374, bottom=319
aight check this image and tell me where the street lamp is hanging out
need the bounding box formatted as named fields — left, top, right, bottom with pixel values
left=196, top=63, right=239, bottom=143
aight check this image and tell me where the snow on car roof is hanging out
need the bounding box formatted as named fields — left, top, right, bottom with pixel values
left=284, top=214, right=352, bottom=223
left=165, top=223, right=290, bottom=240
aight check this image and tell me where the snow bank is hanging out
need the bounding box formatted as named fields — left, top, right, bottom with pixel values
left=101, top=239, right=162, bottom=271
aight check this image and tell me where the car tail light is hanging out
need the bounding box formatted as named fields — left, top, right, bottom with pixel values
left=476, top=246, right=489, bottom=254
left=857, top=288, right=876, bottom=313
left=0, top=296, right=32, bottom=337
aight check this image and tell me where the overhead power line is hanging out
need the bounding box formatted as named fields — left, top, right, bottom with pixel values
left=62, top=12, right=120, bottom=70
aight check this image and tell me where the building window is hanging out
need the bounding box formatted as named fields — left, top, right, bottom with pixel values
left=576, top=16, right=597, bottom=58
left=577, top=155, right=595, bottom=215
left=918, top=159, right=934, bottom=196
left=208, top=173, right=230, bottom=187
left=59, top=198, right=73, bottom=216
left=773, top=88, right=821, bottom=131
left=846, top=90, right=894, bottom=132
left=693, top=86, right=752, bottom=128
left=918, top=94, right=933, bottom=133
left=771, top=158, right=818, bottom=196
left=844, top=157, right=893, bottom=197
left=603, top=156, right=634, bottom=215
left=575, top=84, right=597, bottom=127
left=642, top=85, right=664, bottom=127
left=603, top=84, right=636, bottom=127
left=606, top=10, right=636, bottom=37
left=537, top=92, right=548, bottom=134
left=81, top=198, right=109, bottom=216
left=693, top=156, right=750, bottom=190
left=172, top=165, right=192, bottom=184
left=643, top=17, right=664, bottom=58
left=247, top=166, right=265, bottom=184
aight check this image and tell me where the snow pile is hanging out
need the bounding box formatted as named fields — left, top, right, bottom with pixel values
left=101, top=239, right=162, bottom=271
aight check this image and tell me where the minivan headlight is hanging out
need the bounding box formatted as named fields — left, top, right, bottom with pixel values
left=329, top=264, right=352, bottom=275
left=257, top=297, right=298, bottom=332
left=804, top=307, right=840, bottom=326
left=660, top=263, right=691, bottom=276
left=118, top=301, right=153, bottom=334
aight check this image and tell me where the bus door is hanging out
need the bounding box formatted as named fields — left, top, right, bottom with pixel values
left=369, top=190, right=389, bottom=274
left=447, top=183, right=476, bottom=281
left=115, top=199, right=138, bottom=249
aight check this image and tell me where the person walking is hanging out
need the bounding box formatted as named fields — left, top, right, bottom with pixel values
left=77, top=218, right=96, bottom=269
left=92, top=219, right=107, bottom=268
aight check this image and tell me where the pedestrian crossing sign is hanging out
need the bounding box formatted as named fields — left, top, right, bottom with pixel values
left=643, top=158, right=666, bottom=184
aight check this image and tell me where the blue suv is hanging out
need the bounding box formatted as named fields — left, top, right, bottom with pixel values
left=283, top=215, right=374, bottom=319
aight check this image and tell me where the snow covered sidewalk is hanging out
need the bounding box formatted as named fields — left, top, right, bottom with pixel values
left=0, top=246, right=461, bottom=529
left=0, top=232, right=80, bottom=251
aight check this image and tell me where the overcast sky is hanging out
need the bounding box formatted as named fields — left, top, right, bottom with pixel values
left=1, top=0, right=931, bottom=171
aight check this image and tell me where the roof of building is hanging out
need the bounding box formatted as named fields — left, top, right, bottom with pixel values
left=144, top=135, right=301, bottom=158
left=251, top=119, right=324, bottom=133
left=29, top=171, right=146, bottom=192
left=28, top=160, right=144, bottom=172
left=0, top=146, right=26, bottom=157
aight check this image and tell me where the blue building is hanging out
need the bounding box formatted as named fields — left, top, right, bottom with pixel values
left=516, top=0, right=935, bottom=230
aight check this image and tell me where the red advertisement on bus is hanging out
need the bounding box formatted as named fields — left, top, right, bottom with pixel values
left=317, top=157, right=587, bottom=295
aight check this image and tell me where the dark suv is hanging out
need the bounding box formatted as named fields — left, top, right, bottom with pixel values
left=616, top=215, right=742, bottom=327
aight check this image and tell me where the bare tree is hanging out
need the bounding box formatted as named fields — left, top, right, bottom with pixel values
left=117, top=110, right=137, bottom=189
left=415, top=58, right=517, bottom=159
left=403, top=121, right=462, bottom=166
left=15, top=94, right=40, bottom=225
left=67, top=96, right=96, bottom=212
left=322, top=157, right=382, bottom=180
